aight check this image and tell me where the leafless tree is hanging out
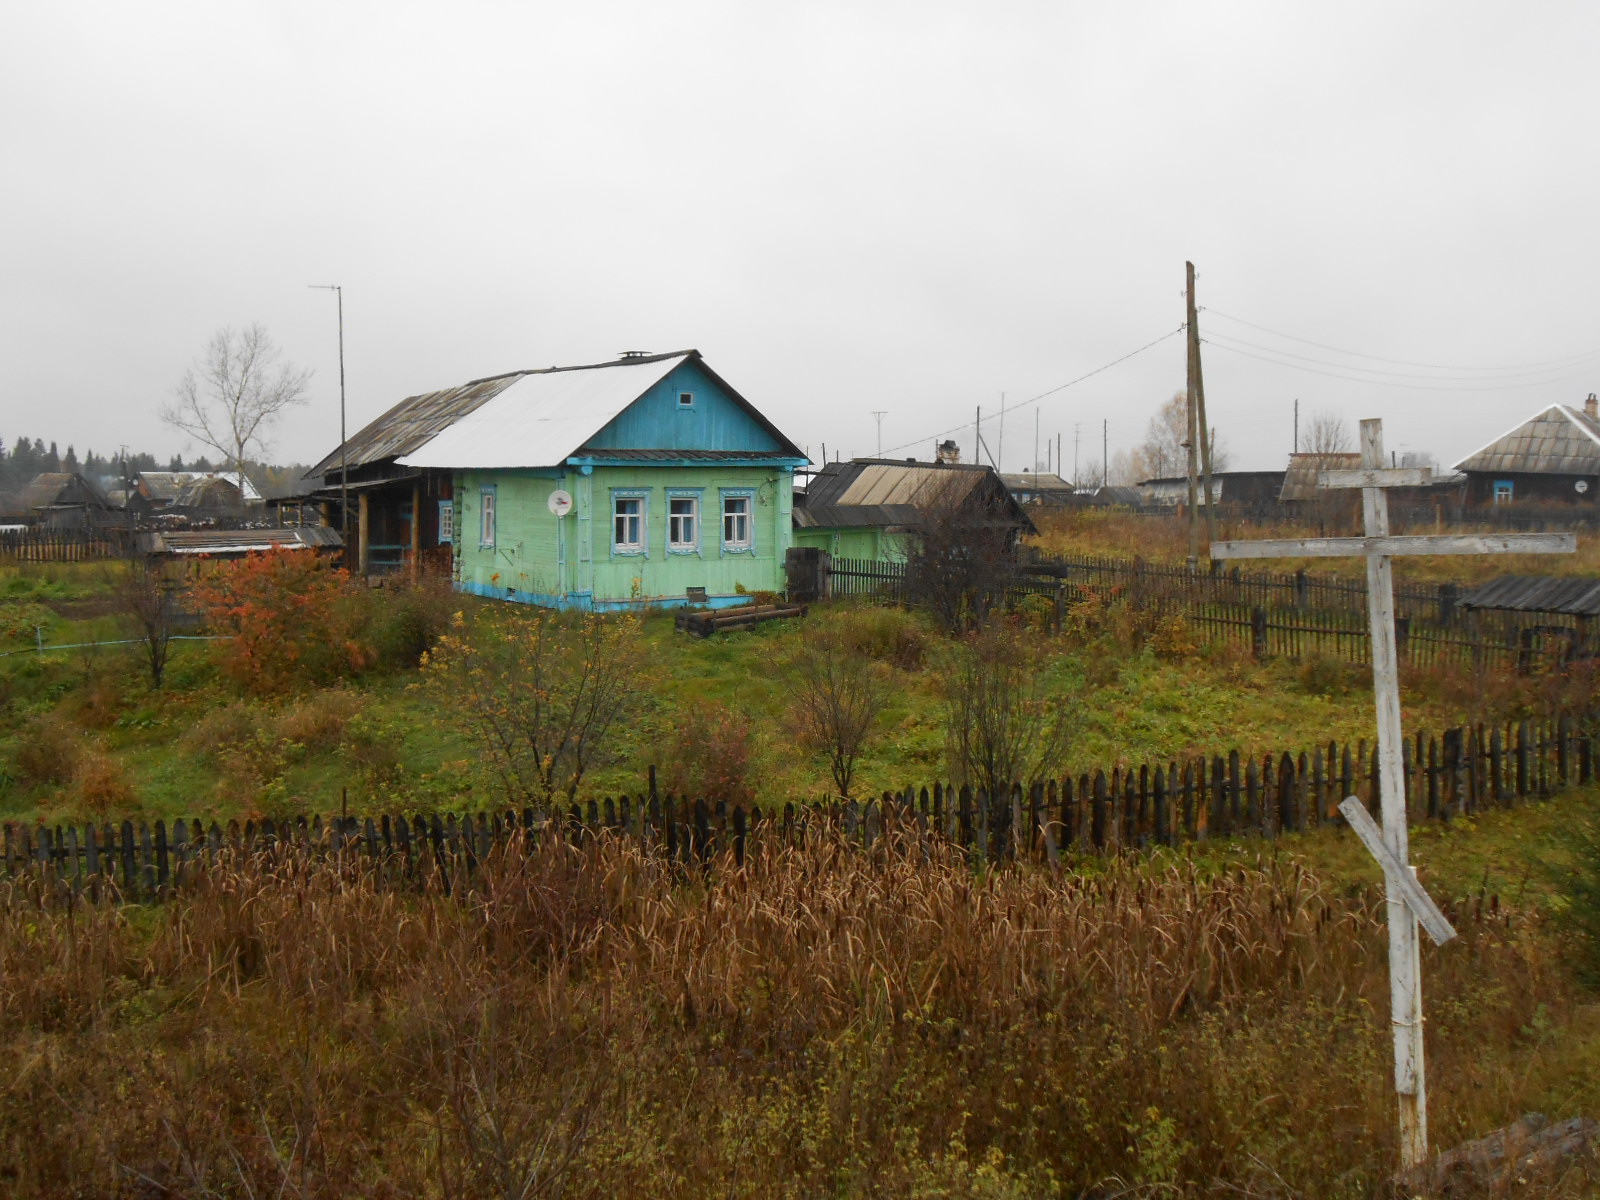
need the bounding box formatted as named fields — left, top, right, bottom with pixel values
left=943, top=623, right=1074, bottom=801
left=903, top=473, right=1022, bottom=634
left=1135, top=392, right=1230, bottom=481
left=163, top=324, right=311, bottom=496
left=791, top=629, right=889, bottom=798
left=1302, top=410, right=1352, bottom=457
left=118, top=552, right=180, bottom=689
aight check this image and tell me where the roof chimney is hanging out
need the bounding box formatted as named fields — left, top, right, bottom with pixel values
left=1587, top=392, right=1598, bottom=420
left=619, top=350, right=652, bottom=360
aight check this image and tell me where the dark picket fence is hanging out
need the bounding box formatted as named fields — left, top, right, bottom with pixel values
left=822, top=552, right=1591, bottom=672
left=6, top=714, right=1593, bottom=902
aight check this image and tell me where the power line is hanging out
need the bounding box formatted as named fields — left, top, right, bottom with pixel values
left=1203, top=337, right=1600, bottom=393
left=1204, top=307, right=1600, bottom=373
left=1202, top=329, right=1600, bottom=384
left=879, top=326, right=1184, bottom=458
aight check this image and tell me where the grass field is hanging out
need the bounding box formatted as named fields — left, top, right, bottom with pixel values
left=0, top=557, right=1576, bottom=826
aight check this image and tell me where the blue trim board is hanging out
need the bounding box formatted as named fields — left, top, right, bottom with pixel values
left=456, top=578, right=758, bottom=613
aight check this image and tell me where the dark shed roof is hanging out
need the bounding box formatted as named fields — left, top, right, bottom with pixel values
left=1458, top=575, right=1600, bottom=616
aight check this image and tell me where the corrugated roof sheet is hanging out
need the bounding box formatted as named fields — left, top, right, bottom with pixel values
left=1279, top=452, right=1361, bottom=502
left=798, top=459, right=1036, bottom=533
left=1454, top=404, right=1600, bottom=475
left=1458, top=575, right=1600, bottom=616
left=793, top=503, right=922, bottom=528
left=139, top=527, right=344, bottom=556
left=307, top=373, right=533, bottom=477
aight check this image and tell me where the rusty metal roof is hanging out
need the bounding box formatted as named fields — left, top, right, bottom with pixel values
left=799, top=459, right=1036, bottom=533
left=1459, top=574, right=1600, bottom=616
left=1454, top=404, right=1600, bottom=475
left=1278, top=452, right=1361, bottom=502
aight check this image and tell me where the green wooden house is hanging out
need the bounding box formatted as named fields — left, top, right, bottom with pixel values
left=385, top=350, right=807, bottom=610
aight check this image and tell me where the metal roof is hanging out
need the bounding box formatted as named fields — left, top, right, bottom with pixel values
left=1458, top=574, right=1600, bottom=616
left=799, top=459, right=1036, bottom=533
left=139, top=527, right=344, bottom=557
left=397, top=354, right=693, bottom=470
left=1454, top=404, right=1600, bottom=475
left=306, top=373, right=526, bottom=477
left=1279, top=452, right=1362, bottom=502
left=793, top=503, right=922, bottom=528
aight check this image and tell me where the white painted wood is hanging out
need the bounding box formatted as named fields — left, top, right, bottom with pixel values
left=1210, top=532, right=1575, bottom=560
left=1207, top=416, right=1578, bottom=1172
left=1338, top=797, right=1458, bottom=946
left=1320, top=467, right=1432, bottom=489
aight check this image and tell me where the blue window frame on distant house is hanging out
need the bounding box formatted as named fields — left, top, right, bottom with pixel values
left=1494, top=479, right=1514, bottom=504
left=438, top=499, right=454, bottom=544
left=478, top=487, right=496, bottom=548
left=666, top=488, right=702, bottom=553
left=720, top=488, right=755, bottom=554
left=612, top=488, right=648, bottom=555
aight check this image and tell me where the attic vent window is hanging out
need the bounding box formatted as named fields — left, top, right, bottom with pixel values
left=678, top=392, right=694, bottom=408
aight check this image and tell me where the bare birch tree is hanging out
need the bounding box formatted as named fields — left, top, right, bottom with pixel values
left=163, top=324, right=312, bottom=495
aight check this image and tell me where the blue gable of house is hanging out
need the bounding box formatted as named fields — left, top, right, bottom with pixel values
left=582, top=360, right=785, bottom=453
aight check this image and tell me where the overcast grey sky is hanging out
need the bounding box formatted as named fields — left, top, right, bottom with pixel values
left=7, top=1, right=1599, bottom=479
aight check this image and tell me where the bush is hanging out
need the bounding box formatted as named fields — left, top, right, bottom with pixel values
left=276, top=688, right=362, bottom=752
left=367, top=576, right=455, bottom=671
left=190, top=549, right=374, bottom=695
left=72, top=749, right=139, bottom=818
left=11, top=714, right=86, bottom=787
left=829, top=604, right=929, bottom=670
left=660, top=699, right=758, bottom=805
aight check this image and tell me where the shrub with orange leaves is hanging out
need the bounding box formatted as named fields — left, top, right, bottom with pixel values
left=190, top=549, right=374, bottom=695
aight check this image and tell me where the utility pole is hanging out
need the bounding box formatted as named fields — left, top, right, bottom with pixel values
left=1073, top=425, right=1081, bottom=488
left=1034, top=408, right=1040, bottom=474
left=309, top=284, right=347, bottom=568
left=1102, top=419, right=1108, bottom=488
left=871, top=411, right=886, bottom=457
left=974, top=406, right=981, bottom=469
left=998, top=393, right=1006, bottom=473
left=1294, top=398, right=1300, bottom=453
left=1190, top=262, right=1217, bottom=552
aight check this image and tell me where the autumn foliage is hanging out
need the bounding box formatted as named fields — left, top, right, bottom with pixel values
left=191, top=549, right=373, bottom=695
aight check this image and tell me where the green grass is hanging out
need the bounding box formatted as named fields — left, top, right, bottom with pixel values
left=0, top=566, right=1590, bottom=826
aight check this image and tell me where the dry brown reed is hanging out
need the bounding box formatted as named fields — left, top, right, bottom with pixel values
left=0, top=825, right=1588, bottom=1198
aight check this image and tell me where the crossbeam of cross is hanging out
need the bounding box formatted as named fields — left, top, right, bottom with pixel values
left=1211, top=418, right=1575, bottom=1170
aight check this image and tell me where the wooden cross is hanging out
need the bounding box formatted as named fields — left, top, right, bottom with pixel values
left=1211, top=418, right=1575, bottom=1170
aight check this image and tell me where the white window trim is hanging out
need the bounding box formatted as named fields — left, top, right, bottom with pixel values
left=677, top=391, right=695, bottom=409
left=478, top=487, right=496, bottom=549
left=720, top=488, right=755, bottom=554
left=666, top=488, right=703, bottom=554
left=438, top=499, right=454, bottom=544
left=611, top=488, right=648, bottom=556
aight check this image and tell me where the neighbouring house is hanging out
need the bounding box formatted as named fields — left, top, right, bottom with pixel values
left=1454, top=395, right=1600, bottom=505
left=1142, top=470, right=1287, bottom=508
left=8, top=472, right=114, bottom=527
left=792, top=458, right=1036, bottom=562
left=998, top=471, right=1075, bottom=507
left=135, top=470, right=260, bottom=517
left=320, top=349, right=809, bottom=608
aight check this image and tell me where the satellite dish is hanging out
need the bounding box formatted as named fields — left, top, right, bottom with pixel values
left=1577, top=480, right=1590, bottom=494
left=548, top=489, right=574, bottom=517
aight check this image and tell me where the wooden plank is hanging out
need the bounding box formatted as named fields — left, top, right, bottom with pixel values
left=1319, top=467, right=1431, bottom=489
left=1338, top=797, right=1457, bottom=946
left=1212, top=532, right=1575, bottom=560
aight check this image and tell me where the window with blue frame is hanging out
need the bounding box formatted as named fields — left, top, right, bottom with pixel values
left=1494, top=479, right=1514, bottom=504
left=612, top=489, right=648, bottom=555
left=721, top=488, right=754, bottom=553
left=478, top=487, right=496, bottom=548
left=438, top=499, right=454, bottom=544
left=667, top=488, right=702, bottom=553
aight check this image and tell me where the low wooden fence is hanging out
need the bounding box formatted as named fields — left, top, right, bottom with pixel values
left=0, top=527, right=130, bottom=563
left=6, top=715, right=1592, bottom=901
